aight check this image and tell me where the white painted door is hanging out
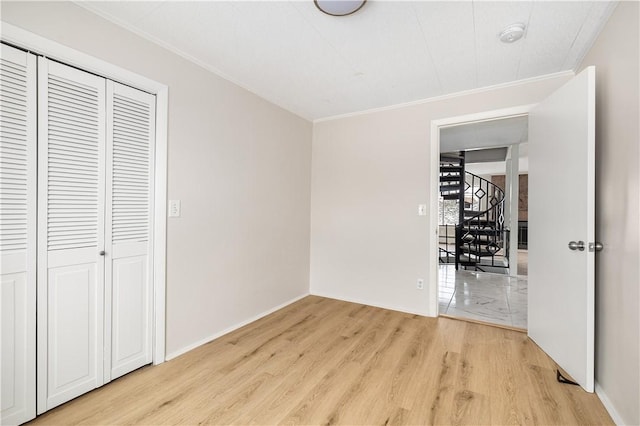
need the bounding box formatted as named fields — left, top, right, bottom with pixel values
left=37, top=58, right=106, bottom=412
left=104, top=81, right=155, bottom=381
left=528, top=66, right=595, bottom=392
left=0, top=43, right=37, bottom=426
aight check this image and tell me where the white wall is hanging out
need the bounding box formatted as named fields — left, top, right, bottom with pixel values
left=310, top=74, right=571, bottom=314
left=579, top=2, right=640, bottom=424
left=1, top=1, right=313, bottom=358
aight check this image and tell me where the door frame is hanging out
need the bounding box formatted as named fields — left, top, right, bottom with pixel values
left=1, top=22, right=168, bottom=364
left=428, top=104, right=534, bottom=316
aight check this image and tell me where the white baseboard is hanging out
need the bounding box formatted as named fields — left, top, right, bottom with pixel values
left=164, top=292, right=310, bottom=361
left=595, top=381, right=627, bottom=426
left=309, top=291, right=429, bottom=317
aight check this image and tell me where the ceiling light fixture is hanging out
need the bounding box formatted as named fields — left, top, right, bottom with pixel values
left=499, top=23, right=526, bottom=43
left=314, top=0, right=367, bottom=17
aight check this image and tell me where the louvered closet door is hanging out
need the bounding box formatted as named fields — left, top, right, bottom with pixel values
left=0, top=43, right=37, bottom=426
left=104, top=82, right=155, bottom=381
left=37, top=58, right=106, bottom=413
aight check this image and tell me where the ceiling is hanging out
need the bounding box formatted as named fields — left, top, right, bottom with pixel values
left=79, top=1, right=617, bottom=121
left=463, top=147, right=509, bottom=163
left=442, top=116, right=529, bottom=175
left=465, top=146, right=529, bottom=176
left=440, top=115, right=528, bottom=152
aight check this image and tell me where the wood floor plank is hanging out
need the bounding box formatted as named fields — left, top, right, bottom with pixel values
left=241, top=305, right=382, bottom=425
left=28, top=296, right=613, bottom=425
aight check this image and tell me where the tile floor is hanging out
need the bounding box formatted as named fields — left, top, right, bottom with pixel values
left=438, top=264, right=527, bottom=329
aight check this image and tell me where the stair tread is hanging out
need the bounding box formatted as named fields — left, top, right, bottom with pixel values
left=440, top=165, right=463, bottom=171
left=441, top=194, right=461, bottom=200
left=440, top=153, right=464, bottom=160
left=461, top=229, right=501, bottom=235
left=440, top=175, right=463, bottom=182
left=460, top=242, right=500, bottom=249
left=460, top=247, right=501, bottom=257
left=441, top=196, right=471, bottom=206
left=462, top=235, right=495, bottom=242
left=440, top=186, right=461, bottom=193
left=464, top=219, right=496, bottom=225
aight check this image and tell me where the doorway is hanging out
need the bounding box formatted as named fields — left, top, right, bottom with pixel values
left=428, top=68, right=596, bottom=392
left=428, top=107, right=532, bottom=329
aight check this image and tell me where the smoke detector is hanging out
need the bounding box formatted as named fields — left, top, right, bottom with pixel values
left=499, top=23, right=526, bottom=43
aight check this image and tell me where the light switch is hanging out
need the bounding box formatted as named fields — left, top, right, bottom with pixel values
left=168, top=200, right=181, bottom=217
left=418, top=204, right=427, bottom=216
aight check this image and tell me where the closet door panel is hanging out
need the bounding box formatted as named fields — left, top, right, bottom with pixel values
left=37, top=58, right=106, bottom=413
left=110, top=254, right=148, bottom=378
left=105, top=82, right=155, bottom=381
left=0, top=44, right=36, bottom=426
left=46, top=263, right=98, bottom=409
left=1, top=273, right=30, bottom=424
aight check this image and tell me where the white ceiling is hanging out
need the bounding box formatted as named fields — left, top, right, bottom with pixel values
left=443, top=116, right=529, bottom=175
left=79, top=1, right=617, bottom=121
left=466, top=154, right=529, bottom=176
left=465, top=143, right=529, bottom=176
left=441, top=115, right=528, bottom=152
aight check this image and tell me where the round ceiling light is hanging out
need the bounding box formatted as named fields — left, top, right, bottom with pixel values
left=499, top=23, right=526, bottom=43
left=314, top=0, right=367, bottom=16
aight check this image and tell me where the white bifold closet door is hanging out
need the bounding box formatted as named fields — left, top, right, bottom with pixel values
left=37, top=58, right=107, bottom=413
left=37, top=58, right=155, bottom=413
left=1, top=44, right=37, bottom=426
left=104, top=81, right=155, bottom=382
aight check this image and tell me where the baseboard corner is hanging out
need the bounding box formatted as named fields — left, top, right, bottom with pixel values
left=164, top=292, right=310, bottom=361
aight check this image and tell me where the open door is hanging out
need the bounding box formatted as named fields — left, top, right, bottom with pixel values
left=528, top=66, right=596, bottom=392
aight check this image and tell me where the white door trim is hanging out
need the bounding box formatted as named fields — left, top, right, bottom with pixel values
left=1, top=22, right=168, bottom=364
left=428, top=105, right=535, bottom=317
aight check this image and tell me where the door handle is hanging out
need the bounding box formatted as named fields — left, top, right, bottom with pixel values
left=568, top=241, right=585, bottom=251
left=589, top=242, right=603, bottom=252
left=99, top=250, right=106, bottom=256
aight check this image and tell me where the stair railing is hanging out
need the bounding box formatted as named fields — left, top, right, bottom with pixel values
left=456, top=172, right=508, bottom=271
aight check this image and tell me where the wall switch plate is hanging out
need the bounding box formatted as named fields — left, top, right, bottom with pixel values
left=418, top=204, right=427, bottom=216
left=416, top=279, right=424, bottom=290
left=168, top=200, right=181, bottom=217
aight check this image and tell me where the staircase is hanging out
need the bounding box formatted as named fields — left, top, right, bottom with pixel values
left=439, top=152, right=509, bottom=272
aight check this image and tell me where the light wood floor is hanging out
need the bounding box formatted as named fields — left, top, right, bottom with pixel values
left=30, top=296, right=612, bottom=425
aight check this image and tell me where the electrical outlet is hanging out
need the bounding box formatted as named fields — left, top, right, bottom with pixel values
left=416, top=279, right=424, bottom=290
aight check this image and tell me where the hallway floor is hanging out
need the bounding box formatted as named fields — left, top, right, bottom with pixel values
left=438, top=264, right=527, bottom=329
